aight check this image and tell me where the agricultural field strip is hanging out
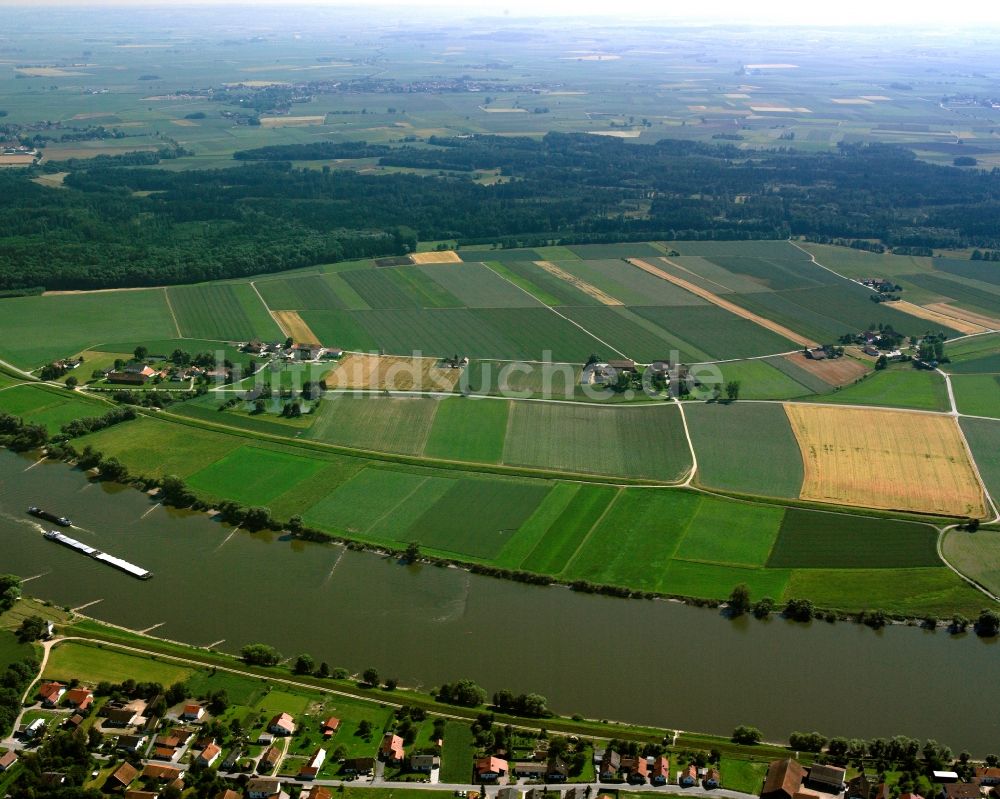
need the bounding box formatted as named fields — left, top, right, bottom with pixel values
left=630, top=258, right=816, bottom=347
left=478, top=261, right=631, bottom=359
left=789, top=241, right=999, bottom=334
left=942, top=370, right=1000, bottom=522
left=558, top=489, right=625, bottom=575
left=163, top=287, right=182, bottom=338
left=533, top=260, right=623, bottom=305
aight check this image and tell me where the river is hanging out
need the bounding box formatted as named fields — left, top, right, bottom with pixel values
left=1, top=449, right=997, bottom=752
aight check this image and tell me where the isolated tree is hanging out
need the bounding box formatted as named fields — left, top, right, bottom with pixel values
left=293, top=654, right=315, bottom=675
left=252, top=399, right=266, bottom=415
left=16, top=615, right=46, bottom=642
left=725, top=380, right=741, bottom=401
left=317, top=662, right=330, bottom=678
left=240, top=643, right=282, bottom=666
left=731, top=725, right=762, bottom=745
left=727, top=584, right=752, bottom=616
left=362, top=667, right=380, bottom=687
left=134, top=346, right=148, bottom=361
left=752, top=597, right=774, bottom=619
left=65, top=375, right=78, bottom=389
left=976, top=609, right=1000, bottom=637
left=404, top=541, right=421, bottom=563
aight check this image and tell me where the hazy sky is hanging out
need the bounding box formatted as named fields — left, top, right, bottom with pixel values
left=0, top=0, right=1000, bottom=26
left=3, top=0, right=1000, bottom=26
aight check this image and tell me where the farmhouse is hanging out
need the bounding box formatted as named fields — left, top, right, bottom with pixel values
left=513, top=762, right=547, bottom=778
left=379, top=733, right=405, bottom=763
left=762, top=759, right=806, bottom=799
left=0, top=750, right=18, bottom=772
left=217, top=790, right=242, bottom=799
left=410, top=753, right=440, bottom=772
left=258, top=745, right=281, bottom=773
left=622, top=755, right=648, bottom=784
left=600, top=750, right=622, bottom=781
left=108, top=762, right=139, bottom=791
left=679, top=764, right=698, bottom=787
left=268, top=712, right=295, bottom=735
left=247, top=778, right=287, bottom=799
left=651, top=756, right=670, bottom=786
left=38, top=681, right=66, bottom=707
left=806, top=347, right=828, bottom=360
left=941, top=784, right=979, bottom=799
left=806, top=764, right=846, bottom=794
left=704, top=768, right=721, bottom=789
left=116, top=734, right=148, bottom=754
left=342, top=757, right=376, bottom=775
left=181, top=703, right=205, bottom=721
left=975, top=768, right=1000, bottom=786
left=547, top=759, right=569, bottom=782
left=197, top=742, right=222, bottom=767
left=475, top=756, right=510, bottom=784
left=64, top=687, right=93, bottom=711
left=23, top=718, right=47, bottom=739
left=298, top=748, right=326, bottom=779
left=143, top=764, right=182, bottom=782
left=320, top=717, right=340, bottom=737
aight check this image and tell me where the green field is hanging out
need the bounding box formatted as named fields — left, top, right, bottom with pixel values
left=811, top=366, right=950, bottom=411
left=674, top=500, right=785, bottom=567
left=782, top=568, right=981, bottom=616
left=186, top=445, right=327, bottom=504
left=168, top=283, right=282, bottom=341
left=422, top=397, right=509, bottom=463
left=307, top=396, right=440, bottom=456
left=713, top=358, right=818, bottom=400
left=255, top=273, right=370, bottom=311
left=44, top=641, right=194, bottom=685
left=685, top=402, right=804, bottom=498
left=0, top=630, right=36, bottom=673
left=951, top=374, right=1000, bottom=417
left=406, top=477, right=551, bottom=559
left=502, top=401, right=691, bottom=481
left=0, top=290, right=177, bottom=369
left=519, top=485, right=619, bottom=573
left=419, top=262, right=540, bottom=308
left=767, top=510, right=941, bottom=569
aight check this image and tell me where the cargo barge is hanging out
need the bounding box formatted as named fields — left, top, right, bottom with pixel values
left=43, top=531, right=152, bottom=580
left=28, top=506, right=72, bottom=527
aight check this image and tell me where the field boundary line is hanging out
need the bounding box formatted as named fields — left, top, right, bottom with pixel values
left=163, top=287, right=182, bottom=338
left=557, top=487, right=623, bottom=577
left=674, top=397, right=698, bottom=487
left=937, top=527, right=1000, bottom=603
left=480, top=260, right=632, bottom=360
left=632, top=257, right=816, bottom=348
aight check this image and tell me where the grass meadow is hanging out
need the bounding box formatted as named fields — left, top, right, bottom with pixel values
left=44, top=642, right=194, bottom=685
left=810, top=367, right=950, bottom=411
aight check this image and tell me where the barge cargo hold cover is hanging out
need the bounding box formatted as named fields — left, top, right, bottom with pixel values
left=43, top=531, right=153, bottom=580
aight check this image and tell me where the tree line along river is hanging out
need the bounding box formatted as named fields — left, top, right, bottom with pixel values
left=0, top=448, right=997, bottom=752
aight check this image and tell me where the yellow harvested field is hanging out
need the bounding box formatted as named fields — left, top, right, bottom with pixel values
left=0, top=154, right=36, bottom=166
left=31, top=171, right=68, bottom=189
left=534, top=261, right=623, bottom=305
left=889, top=300, right=989, bottom=335
left=324, top=353, right=461, bottom=392
left=785, top=404, right=987, bottom=517
left=922, top=302, right=1000, bottom=332
left=410, top=251, right=462, bottom=264
left=272, top=311, right=320, bottom=346
left=588, top=129, right=642, bottom=138
left=749, top=105, right=812, bottom=113
left=259, top=116, right=326, bottom=127
left=628, top=258, right=817, bottom=347
left=15, top=67, right=87, bottom=77
left=782, top=352, right=869, bottom=387
left=171, top=119, right=198, bottom=127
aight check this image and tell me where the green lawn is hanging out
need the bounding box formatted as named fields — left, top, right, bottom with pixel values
left=721, top=757, right=770, bottom=794
left=440, top=722, right=475, bottom=783
left=44, top=642, right=194, bottom=685
left=185, top=670, right=267, bottom=706
left=187, top=445, right=327, bottom=505
left=767, top=510, right=941, bottom=569
left=685, top=402, right=804, bottom=498
left=0, top=630, right=36, bottom=674
left=255, top=688, right=312, bottom=717
left=812, top=366, right=950, bottom=411
left=422, top=397, right=509, bottom=463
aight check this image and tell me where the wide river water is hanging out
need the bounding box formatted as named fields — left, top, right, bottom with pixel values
left=1, top=449, right=997, bottom=751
